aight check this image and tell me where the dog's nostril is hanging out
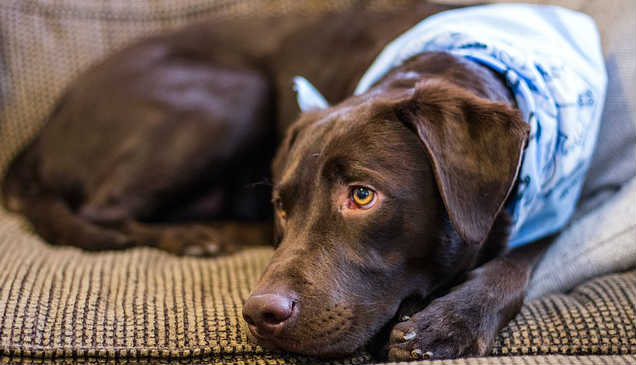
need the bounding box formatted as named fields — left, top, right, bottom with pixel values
left=262, top=311, right=280, bottom=324
left=243, top=312, right=255, bottom=326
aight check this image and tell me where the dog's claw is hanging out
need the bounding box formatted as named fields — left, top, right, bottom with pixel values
left=205, top=242, right=219, bottom=254
left=423, top=351, right=433, bottom=359
left=403, top=330, right=416, bottom=341
left=400, top=315, right=411, bottom=321
left=410, top=348, right=423, bottom=359
left=184, top=245, right=204, bottom=256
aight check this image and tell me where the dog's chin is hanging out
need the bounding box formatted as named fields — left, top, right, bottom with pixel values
left=246, top=325, right=367, bottom=358
left=247, top=331, right=362, bottom=359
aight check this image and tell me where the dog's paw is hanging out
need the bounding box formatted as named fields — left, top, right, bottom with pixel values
left=386, top=296, right=494, bottom=361
left=158, top=224, right=241, bottom=257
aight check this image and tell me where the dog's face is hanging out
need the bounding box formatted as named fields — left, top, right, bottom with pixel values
left=244, top=79, right=529, bottom=356
left=252, top=99, right=450, bottom=356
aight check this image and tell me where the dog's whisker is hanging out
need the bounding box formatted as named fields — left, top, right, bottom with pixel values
left=244, top=179, right=273, bottom=189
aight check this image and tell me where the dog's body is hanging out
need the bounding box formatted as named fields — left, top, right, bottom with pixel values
left=1, top=3, right=605, bottom=361
left=2, top=4, right=452, bottom=253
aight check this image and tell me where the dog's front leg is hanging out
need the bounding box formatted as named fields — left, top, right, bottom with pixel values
left=386, top=238, right=550, bottom=361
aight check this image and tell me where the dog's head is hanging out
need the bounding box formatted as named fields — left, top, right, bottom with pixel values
left=243, top=77, right=528, bottom=357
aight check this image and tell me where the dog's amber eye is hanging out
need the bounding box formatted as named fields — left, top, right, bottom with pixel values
left=273, top=197, right=287, bottom=219
left=351, top=186, right=375, bottom=208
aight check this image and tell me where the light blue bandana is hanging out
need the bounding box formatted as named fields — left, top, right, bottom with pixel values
left=293, top=4, right=607, bottom=248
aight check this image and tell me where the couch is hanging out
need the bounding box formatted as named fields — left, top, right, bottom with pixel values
left=1, top=1, right=634, bottom=364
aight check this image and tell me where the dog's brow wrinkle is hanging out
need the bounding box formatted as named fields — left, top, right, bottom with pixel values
left=279, top=156, right=301, bottom=186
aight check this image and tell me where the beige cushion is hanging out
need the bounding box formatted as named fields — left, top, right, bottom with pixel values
left=1, top=205, right=634, bottom=363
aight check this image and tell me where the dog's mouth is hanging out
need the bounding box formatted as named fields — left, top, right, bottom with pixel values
left=246, top=325, right=355, bottom=358
left=247, top=326, right=278, bottom=342
left=243, top=297, right=370, bottom=357
left=245, top=293, right=431, bottom=359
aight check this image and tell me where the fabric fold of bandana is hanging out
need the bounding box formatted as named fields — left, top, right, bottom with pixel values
left=293, top=76, right=329, bottom=111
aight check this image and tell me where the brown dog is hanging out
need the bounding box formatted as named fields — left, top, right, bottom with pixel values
left=2, top=3, right=556, bottom=360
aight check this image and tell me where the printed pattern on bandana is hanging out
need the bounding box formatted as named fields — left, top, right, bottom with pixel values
left=294, top=3, right=607, bottom=248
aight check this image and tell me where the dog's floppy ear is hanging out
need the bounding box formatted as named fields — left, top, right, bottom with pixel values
left=393, top=79, right=529, bottom=245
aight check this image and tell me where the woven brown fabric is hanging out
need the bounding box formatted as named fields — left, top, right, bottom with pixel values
left=493, top=271, right=635, bottom=356
left=392, top=355, right=636, bottom=365
left=1, top=1, right=635, bottom=364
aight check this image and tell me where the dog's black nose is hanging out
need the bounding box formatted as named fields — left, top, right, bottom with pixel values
left=243, top=293, right=295, bottom=336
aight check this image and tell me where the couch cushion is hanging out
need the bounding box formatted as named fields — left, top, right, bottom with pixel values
left=0, top=207, right=634, bottom=363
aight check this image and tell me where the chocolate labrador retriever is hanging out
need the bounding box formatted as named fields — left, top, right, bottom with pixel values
left=2, top=3, right=605, bottom=361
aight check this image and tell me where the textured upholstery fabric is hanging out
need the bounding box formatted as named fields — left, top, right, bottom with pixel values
left=0, top=1, right=634, bottom=364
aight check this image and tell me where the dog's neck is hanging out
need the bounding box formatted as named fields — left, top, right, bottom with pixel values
left=371, top=52, right=515, bottom=106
